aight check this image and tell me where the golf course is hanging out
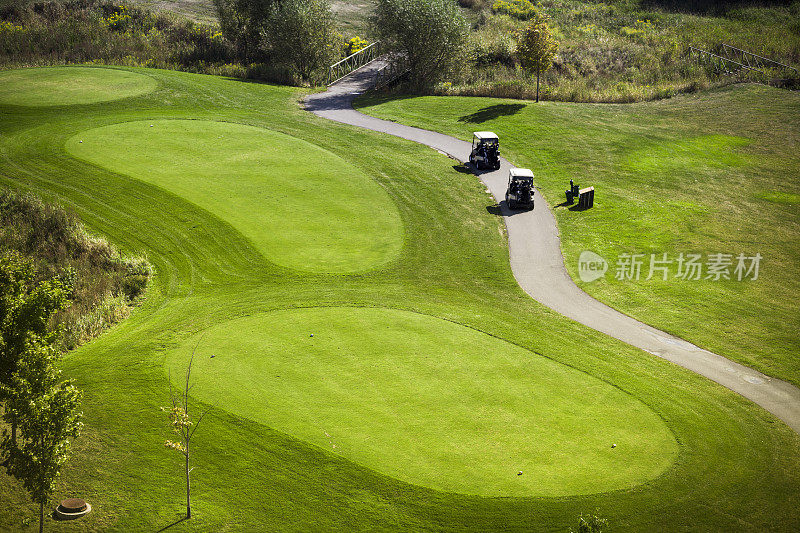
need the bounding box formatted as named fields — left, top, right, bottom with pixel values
left=1, top=64, right=799, bottom=531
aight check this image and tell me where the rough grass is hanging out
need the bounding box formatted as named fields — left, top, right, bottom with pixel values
left=449, top=0, right=800, bottom=102
left=0, top=188, right=152, bottom=351
left=354, top=84, right=800, bottom=387
left=0, top=66, right=798, bottom=531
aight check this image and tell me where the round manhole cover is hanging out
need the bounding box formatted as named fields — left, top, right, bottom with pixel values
left=59, top=498, right=86, bottom=513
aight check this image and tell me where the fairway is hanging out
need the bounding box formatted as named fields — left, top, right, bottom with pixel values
left=0, top=66, right=157, bottom=106
left=3, top=66, right=800, bottom=531
left=66, top=120, right=404, bottom=273
left=166, top=306, right=677, bottom=497
left=355, top=88, right=800, bottom=386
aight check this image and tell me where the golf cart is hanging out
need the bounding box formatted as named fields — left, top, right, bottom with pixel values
left=469, top=131, right=500, bottom=170
left=505, top=168, right=535, bottom=210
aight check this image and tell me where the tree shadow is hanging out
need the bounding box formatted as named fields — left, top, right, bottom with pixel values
left=458, top=104, right=526, bottom=124
left=639, top=0, right=792, bottom=13
left=156, top=516, right=189, bottom=532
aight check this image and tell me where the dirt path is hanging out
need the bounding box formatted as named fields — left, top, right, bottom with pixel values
left=304, top=60, right=800, bottom=435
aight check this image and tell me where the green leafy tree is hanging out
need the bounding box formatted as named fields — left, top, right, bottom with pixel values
left=516, top=16, right=558, bottom=102
left=372, top=0, right=468, bottom=92
left=213, top=0, right=284, bottom=61
left=214, top=0, right=338, bottom=84
left=162, top=348, right=210, bottom=519
left=1, top=339, right=83, bottom=533
left=268, top=0, right=341, bottom=84
left=0, top=253, right=71, bottom=444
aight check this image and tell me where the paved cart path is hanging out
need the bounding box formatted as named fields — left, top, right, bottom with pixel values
left=304, top=60, right=800, bottom=435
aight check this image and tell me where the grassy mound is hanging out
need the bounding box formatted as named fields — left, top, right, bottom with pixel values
left=355, top=87, right=800, bottom=386
left=167, top=306, right=677, bottom=497
left=0, top=66, right=157, bottom=106
left=66, top=119, right=404, bottom=274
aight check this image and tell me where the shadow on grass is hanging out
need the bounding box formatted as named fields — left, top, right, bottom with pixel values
left=458, top=104, right=526, bottom=124
left=452, top=163, right=473, bottom=174
left=640, top=0, right=792, bottom=14
left=156, top=516, right=189, bottom=532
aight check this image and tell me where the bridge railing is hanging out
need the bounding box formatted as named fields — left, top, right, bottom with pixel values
left=328, top=41, right=381, bottom=86
left=720, top=43, right=798, bottom=77
left=375, top=53, right=410, bottom=90
left=689, top=45, right=797, bottom=80
left=688, top=46, right=761, bottom=76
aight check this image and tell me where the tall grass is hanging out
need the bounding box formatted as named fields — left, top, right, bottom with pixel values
left=442, top=0, right=800, bottom=102
left=0, top=189, right=152, bottom=350
left=0, top=0, right=245, bottom=76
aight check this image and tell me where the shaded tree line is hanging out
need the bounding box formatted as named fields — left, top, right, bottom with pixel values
left=213, top=0, right=340, bottom=84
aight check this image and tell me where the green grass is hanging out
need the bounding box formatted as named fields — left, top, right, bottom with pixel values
left=0, top=66, right=798, bottom=531
left=167, top=306, right=677, bottom=497
left=355, top=85, right=800, bottom=387
left=0, top=66, right=157, bottom=106
left=66, top=119, right=403, bottom=273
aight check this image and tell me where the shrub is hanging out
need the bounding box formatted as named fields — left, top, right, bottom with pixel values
left=492, top=0, right=538, bottom=21
left=345, top=35, right=370, bottom=56
left=267, top=0, right=340, bottom=85
left=0, top=189, right=153, bottom=351
left=372, top=0, right=469, bottom=92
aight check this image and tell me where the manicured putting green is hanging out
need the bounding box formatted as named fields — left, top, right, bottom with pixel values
left=66, top=120, right=403, bottom=273
left=0, top=66, right=157, bottom=106
left=167, top=307, right=678, bottom=497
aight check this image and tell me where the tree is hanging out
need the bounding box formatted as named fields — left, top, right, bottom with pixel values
left=214, top=0, right=339, bottom=84
left=213, top=0, right=284, bottom=61
left=162, top=346, right=210, bottom=519
left=516, top=16, right=558, bottom=102
left=1, top=339, right=83, bottom=533
left=268, top=0, right=341, bottom=84
left=372, top=0, right=468, bottom=92
left=0, top=253, right=71, bottom=445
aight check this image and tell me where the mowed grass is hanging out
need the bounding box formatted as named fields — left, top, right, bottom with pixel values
left=0, top=66, right=158, bottom=106
left=66, top=119, right=403, bottom=273
left=355, top=86, right=800, bottom=386
left=0, top=66, right=798, bottom=531
left=167, top=306, right=676, bottom=497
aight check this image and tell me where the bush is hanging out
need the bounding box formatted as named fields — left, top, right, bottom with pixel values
left=345, top=35, right=369, bottom=56
left=0, top=0, right=237, bottom=78
left=266, top=0, right=340, bottom=85
left=0, top=189, right=153, bottom=351
left=372, top=0, right=469, bottom=92
left=492, top=0, right=538, bottom=20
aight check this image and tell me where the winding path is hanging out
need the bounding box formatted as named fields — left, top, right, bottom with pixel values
left=304, top=60, right=800, bottom=435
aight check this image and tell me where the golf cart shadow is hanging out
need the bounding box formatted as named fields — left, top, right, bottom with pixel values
left=452, top=163, right=473, bottom=174
left=467, top=162, right=500, bottom=176
left=486, top=201, right=528, bottom=217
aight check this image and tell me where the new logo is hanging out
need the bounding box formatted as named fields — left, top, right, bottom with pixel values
left=578, top=251, right=608, bottom=283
